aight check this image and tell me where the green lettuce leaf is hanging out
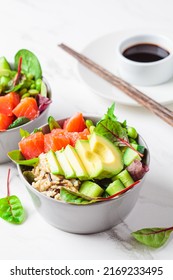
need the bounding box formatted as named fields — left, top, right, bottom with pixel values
left=132, top=227, right=173, bottom=248
left=94, top=118, right=129, bottom=147
left=0, top=195, right=25, bottom=224
left=60, top=187, right=97, bottom=205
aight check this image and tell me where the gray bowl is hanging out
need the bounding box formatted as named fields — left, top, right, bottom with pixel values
left=17, top=116, right=150, bottom=234
left=0, top=77, right=51, bottom=163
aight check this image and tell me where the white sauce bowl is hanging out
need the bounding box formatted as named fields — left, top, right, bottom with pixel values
left=116, top=34, right=173, bottom=86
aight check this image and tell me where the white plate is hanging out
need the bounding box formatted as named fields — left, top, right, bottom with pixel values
left=77, top=29, right=173, bottom=106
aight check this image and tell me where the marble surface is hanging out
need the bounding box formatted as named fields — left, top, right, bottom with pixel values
left=0, top=0, right=173, bottom=260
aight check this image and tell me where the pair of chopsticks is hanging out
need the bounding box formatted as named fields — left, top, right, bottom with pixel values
left=59, top=43, right=173, bottom=127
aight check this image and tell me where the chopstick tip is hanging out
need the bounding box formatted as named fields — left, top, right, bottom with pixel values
left=58, top=43, right=65, bottom=48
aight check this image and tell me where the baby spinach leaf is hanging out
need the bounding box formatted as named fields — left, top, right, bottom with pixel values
left=0, top=195, right=25, bottom=224
left=8, top=117, right=30, bottom=129
left=15, top=158, right=39, bottom=166
left=8, top=150, right=24, bottom=162
left=8, top=150, right=39, bottom=166
left=0, top=169, right=25, bottom=225
left=60, top=187, right=96, bottom=205
left=132, top=227, right=173, bottom=248
left=14, top=49, right=42, bottom=80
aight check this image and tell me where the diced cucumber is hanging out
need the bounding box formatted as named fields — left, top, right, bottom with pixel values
left=79, top=181, right=104, bottom=197
left=123, top=147, right=141, bottom=166
left=46, top=150, right=64, bottom=175
left=106, top=179, right=125, bottom=196
left=131, top=143, right=145, bottom=154
left=115, top=170, right=134, bottom=187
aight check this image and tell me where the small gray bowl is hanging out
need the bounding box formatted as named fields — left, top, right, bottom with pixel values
left=0, top=78, right=51, bottom=163
left=17, top=116, right=150, bottom=234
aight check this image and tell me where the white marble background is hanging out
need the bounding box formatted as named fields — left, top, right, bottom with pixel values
left=0, top=0, right=173, bottom=260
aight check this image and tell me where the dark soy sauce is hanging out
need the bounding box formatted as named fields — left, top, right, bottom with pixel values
left=123, top=43, right=170, bottom=62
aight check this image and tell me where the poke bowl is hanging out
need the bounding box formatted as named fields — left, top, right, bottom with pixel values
left=13, top=104, right=150, bottom=234
left=0, top=49, right=52, bottom=163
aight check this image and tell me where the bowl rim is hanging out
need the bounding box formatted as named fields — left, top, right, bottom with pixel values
left=17, top=114, right=150, bottom=207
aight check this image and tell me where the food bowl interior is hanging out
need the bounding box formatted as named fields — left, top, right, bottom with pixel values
left=17, top=116, right=149, bottom=234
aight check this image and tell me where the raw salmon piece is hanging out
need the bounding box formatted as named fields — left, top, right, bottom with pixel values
left=10, top=92, right=20, bottom=108
left=44, top=132, right=71, bottom=153
left=19, top=132, right=44, bottom=159
left=68, top=128, right=90, bottom=146
left=0, top=92, right=20, bottom=116
left=51, top=128, right=66, bottom=135
left=13, top=97, right=39, bottom=120
left=0, top=113, right=14, bottom=131
left=63, top=112, right=86, bottom=132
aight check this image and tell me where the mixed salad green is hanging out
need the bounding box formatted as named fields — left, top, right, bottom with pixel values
left=0, top=49, right=51, bottom=131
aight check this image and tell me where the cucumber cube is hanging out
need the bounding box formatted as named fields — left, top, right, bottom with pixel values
left=106, top=179, right=125, bottom=196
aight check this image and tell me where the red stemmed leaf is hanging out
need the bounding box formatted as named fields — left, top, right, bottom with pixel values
left=132, top=227, right=173, bottom=248
left=13, top=56, right=22, bottom=86
left=0, top=169, right=25, bottom=224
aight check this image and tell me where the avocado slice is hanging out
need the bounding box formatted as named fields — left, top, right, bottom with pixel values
left=46, top=150, right=64, bottom=175
left=75, top=139, right=103, bottom=179
left=56, top=149, right=76, bottom=179
left=64, top=145, right=89, bottom=180
left=89, top=133, right=124, bottom=179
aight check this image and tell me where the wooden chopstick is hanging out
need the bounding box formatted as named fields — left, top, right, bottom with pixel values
left=58, top=43, right=173, bottom=127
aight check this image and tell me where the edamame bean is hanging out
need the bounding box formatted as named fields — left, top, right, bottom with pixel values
left=28, top=89, right=39, bottom=95
left=19, top=88, right=27, bottom=95
left=21, top=93, right=30, bottom=99
left=30, top=83, right=36, bottom=89
left=27, top=73, right=34, bottom=80
left=127, top=127, right=138, bottom=139
left=35, top=78, right=42, bottom=91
